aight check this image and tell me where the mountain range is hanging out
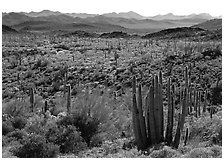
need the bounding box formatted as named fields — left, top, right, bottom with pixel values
left=2, top=10, right=221, bottom=34
left=4, top=10, right=219, bottom=20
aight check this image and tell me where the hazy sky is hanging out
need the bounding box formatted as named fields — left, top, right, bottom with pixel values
left=1, top=0, right=223, bottom=17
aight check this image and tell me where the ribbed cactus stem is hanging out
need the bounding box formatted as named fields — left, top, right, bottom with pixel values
left=132, top=76, right=143, bottom=150
left=184, top=66, right=189, bottom=89
left=210, top=106, right=213, bottom=119
left=165, top=78, right=174, bottom=145
left=137, top=83, right=148, bottom=148
left=149, top=84, right=156, bottom=144
left=154, top=75, right=161, bottom=143
left=194, top=90, right=198, bottom=118
left=203, top=90, right=207, bottom=113
left=67, top=84, right=71, bottom=114
left=158, top=71, right=164, bottom=141
left=145, top=90, right=150, bottom=143
left=198, top=91, right=201, bottom=117
left=173, top=88, right=188, bottom=148
left=189, top=89, right=193, bottom=113
left=184, top=128, right=189, bottom=146
left=30, top=88, right=35, bottom=112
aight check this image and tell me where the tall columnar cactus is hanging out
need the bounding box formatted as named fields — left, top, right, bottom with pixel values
left=165, top=78, right=174, bottom=145
left=159, top=71, right=164, bottom=141
left=132, top=76, right=145, bottom=150
left=184, top=127, right=189, bottom=146
left=30, top=88, right=35, bottom=112
left=203, top=90, right=208, bottom=112
left=132, top=72, right=164, bottom=150
left=173, top=88, right=188, bottom=148
left=114, top=51, right=119, bottom=66
left=194, top=90, right=198, bottom=118
left=137, top=84, right=148, bottom=148
left=44, top=100, right=48, bottom=113
left=147, top=81, right=156, bottom=145
left=67, top=84, right=71, bottom=114
left=131, top=66, right=203, bottom=150
left=198, top=91, right=201, bottom=117
left=184, top=66, right=189, bottom=89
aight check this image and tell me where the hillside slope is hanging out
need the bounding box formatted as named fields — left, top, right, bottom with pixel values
left=192, top=19, right=222, bottom=30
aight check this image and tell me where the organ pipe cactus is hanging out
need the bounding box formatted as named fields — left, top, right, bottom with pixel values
left=131, top=65, right=204, bottom=150
left=203, top=90, right=208, bottom=112
left=132, top=76, right=144, bottom=150
left=165, top=78, right=174, bottom=145
left=173, top=88, right=188, bottom=148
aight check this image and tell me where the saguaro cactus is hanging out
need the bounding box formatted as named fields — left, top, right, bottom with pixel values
left=30, top=88, right=35, bottom=112
left=67, top=84, right=71, bottom=114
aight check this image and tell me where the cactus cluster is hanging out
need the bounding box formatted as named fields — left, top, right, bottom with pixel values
left=131, top=66, right=209, bottom=150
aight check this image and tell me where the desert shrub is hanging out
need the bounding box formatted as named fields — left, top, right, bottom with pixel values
left=210, top=81, right=222, bottom=105
left=150, top=146, right=181, bottom=158
left=2, top=135, right=16, bottom=147
left=11, top=133, right=59, bottom=158
left=33, top=58, right=50, bottom=69
left=2, top=99, right=30, bottom=117
left=57, top=87, right=114, bottom=146
left=182, top=146, right=222, bottom=158
left=2, top=121, right=14, bottom=135
left=24, top=69, right=34, bottom=78
left=57, top=114, right=99, bottom=146
left=189, top=111, right=222, bottom=145
left=24, top=114, right=47, bottom=135
left=11, top=116, right=27, bottom=129
left=7, top=129, right=28, bottom=141
left=89, top=133, right=104, bottom=147
left=45, top=125, right=87, bottom=154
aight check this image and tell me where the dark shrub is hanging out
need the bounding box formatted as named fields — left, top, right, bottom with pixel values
left=7, top=129, right=28, bottom=141
left=11, top=116, right=27, bottom=130
left=189, top=111, right=222, bottom=145
left=45, top=125, right=87, bottom=154
left=2, top=121, right=14, bottom=135
left=11, top=133, right=59, bottom=158
left=57, top=114, right=100, bottom=146
left=210, top=81, right=222, bottom=105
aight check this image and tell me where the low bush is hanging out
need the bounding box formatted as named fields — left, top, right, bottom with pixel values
left=149, top=146, right=181, bottom=158
left=57, top=114, right=99, bottom=147
left=7, top=129, right=28, bottom=141
left=2, top=121, right=14, bottom=135
left=2, top=99, right=29, bottom=117
left=45, top=125, right=87, bottom=154
left=182, top=146, right=222, bottom=158
left=11, top=133, right=59, bottom=158
left=189, top=111, right=222, bottom=145
left=11, top=116, right=27, bottom=129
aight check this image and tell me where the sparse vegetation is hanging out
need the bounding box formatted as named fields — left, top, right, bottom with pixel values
left=2, top=17, right=222, bottom=158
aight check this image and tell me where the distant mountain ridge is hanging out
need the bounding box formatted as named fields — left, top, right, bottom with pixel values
left=3, top=10, right=217, bottom=20
left=2, top=10, right=220, bottom=34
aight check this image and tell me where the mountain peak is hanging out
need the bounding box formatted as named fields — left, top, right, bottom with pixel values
left=102, top=11, right=145, bottom=19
